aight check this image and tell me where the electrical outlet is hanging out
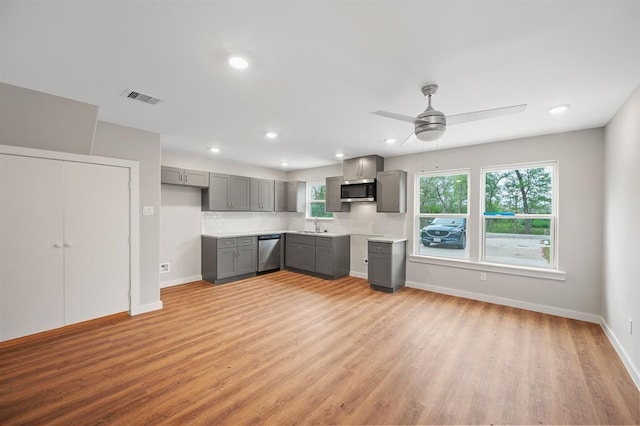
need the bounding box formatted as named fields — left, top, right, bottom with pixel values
left=142, top=206, right=154, bottom=216
left=160, top=263, right=170, bottom=273
left=480, top=272, right=487, bottom=281
left=629, top=319, right=633, bottom=335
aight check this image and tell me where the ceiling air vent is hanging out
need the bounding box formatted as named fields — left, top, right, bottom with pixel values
left=122, top=89, right=162, bottom=106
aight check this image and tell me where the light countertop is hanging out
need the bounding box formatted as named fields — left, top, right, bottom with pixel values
left=202, top=230, right=350, bottom=238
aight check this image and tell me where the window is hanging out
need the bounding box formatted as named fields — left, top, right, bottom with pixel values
left=307, top=181, right=333, bottom=219
left=416, top=170, right=469, bottom=259
left=482, top=163, right=556, bottom=269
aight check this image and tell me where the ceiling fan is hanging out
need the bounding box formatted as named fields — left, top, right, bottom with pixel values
left=372, top=84, right=526, bottom=144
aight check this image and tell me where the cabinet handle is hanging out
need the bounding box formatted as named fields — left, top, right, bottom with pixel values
left=64, top=242, right=73, bottom=248
left=54, top=243, right=63, bottom=249
left=185, top=174, right=188, bottom=183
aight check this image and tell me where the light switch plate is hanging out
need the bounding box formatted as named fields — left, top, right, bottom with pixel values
left=142, top=206, right=154, bottom=216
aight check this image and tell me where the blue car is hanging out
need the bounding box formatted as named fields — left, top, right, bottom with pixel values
left=421, top=218, right=466, bottom=249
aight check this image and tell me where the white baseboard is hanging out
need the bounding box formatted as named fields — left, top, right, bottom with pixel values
left=349, top=271, right=367, bottom=280
left=405, top=280, right=602, bottom=324
left=130, top=300, right=163, bottom=315
left=160, top=275, right=203, bottom=288
left=600, top=319, right=640, bottom=391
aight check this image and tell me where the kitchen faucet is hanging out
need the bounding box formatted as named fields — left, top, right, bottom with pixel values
left=314, top=217, right=322, bottom=232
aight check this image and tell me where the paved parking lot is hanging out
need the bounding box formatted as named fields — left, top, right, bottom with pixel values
left=417, top=233, right=551, bottom=267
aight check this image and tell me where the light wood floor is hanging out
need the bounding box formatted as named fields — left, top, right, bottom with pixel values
left=1, top=271, right=638, bottom=425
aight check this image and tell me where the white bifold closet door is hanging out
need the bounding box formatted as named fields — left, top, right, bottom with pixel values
left=0, top=155, right=65, bottom=340
left=63, top=161, right=130, bottom=325
left=0, top=154, right=130, bottom=341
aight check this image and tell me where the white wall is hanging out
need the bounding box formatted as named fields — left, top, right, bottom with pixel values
left=603, top=84, right=640, bottom=387
left=92, top=122, right=162, bottom=310
left=398, top=130, right=604, bottom=319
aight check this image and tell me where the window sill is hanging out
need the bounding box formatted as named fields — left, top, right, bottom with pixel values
left=408, top=255, right=566, bottom=281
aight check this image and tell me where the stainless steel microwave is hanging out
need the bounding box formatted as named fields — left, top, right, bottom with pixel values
left=340, top=181, right=376, bottom=202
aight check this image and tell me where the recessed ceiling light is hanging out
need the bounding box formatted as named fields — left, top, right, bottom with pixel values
left=280, top=162, right=288, bottom=166
left=385, top=138, right=397, bottom=144
left=228, top=55, right=249, bottom=70
left=336, top=153, right=344, bottom=158
left=265, top=131, right=278, bottom=139
left=210, top=148, right=220, bottom=153
left=548, top=104, right=570, bottom=114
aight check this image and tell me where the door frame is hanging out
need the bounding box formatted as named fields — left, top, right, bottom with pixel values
left=0, top=144, right=141, bottom=315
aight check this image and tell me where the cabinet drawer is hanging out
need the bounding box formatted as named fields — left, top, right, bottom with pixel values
left=316, top=237, right=333, bottom=247
left=237, top=236, right=257, bottom=247
left=368, top=241, right=392, bottom=254
left=286, top=233, right=316, bottom=245
left=217, top=238, right=237, bottom=249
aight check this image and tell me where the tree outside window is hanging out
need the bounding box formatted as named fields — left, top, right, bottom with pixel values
left=308, top=182, right=333, bottom=219
left=483, top=164, right=555, bottom=268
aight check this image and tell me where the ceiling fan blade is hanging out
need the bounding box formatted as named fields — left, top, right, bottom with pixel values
left=447, top=104, right=527, bottom=126
left=371, top=110, right=418, bottom=124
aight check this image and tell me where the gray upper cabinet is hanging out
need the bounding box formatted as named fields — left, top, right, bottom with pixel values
left=274, top=181, right=287, bottom=212
left=376, top=170, right=407, bottom=213
left=287, top=181, right=306, bottom=212
left=250, top=178, right=274, bottom=212
left=342, top=155, right=384, bottom=182
left=161, top=166, right=209, bottom=188
left=325, top=176, right=350, bottom=212
left=202, top=173, right=250, bottom=211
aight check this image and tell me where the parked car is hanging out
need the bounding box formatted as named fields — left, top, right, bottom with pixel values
left=421, top=217, right=466, bottom=249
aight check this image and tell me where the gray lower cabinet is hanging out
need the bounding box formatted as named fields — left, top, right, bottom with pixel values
left=325, top=176, right=350, bottom=212
left=368, top=240, right=406, bottom=292
left=161, top=166, right=209, bottom=188
left=202, top=173, right=250, bottom=211
left=285, top=233, right=350, bottom=279
left=376, top=170, right=407, bottom=213
left=202, top=236, right=258, bottom=284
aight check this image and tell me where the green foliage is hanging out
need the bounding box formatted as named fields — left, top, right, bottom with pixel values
left=485, top=167, right=552, bottom=214
left=310, top=202, right=332, bottom=218
left=311, top=184, right=326, bottom=201
left=419, top=174, right=468, bottom=214
left=485, top=218, right=550, bottom=235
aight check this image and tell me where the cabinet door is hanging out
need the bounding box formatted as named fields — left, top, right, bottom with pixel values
left=203, top=173, right=231, bottom=211
left=229, top=175, right=250, bottom=210
left=261, top=179, right=274, bottom=211
left=299, top=244, right=317, bottom=271
left=325, top=176, right=350, bottom=212
left=368, top=252, right=392, bottom=287
left=184, top=169, right=209, bottom=188
left=342, top=158, right=360, bottom=181
left=217, top=247, right=237, bottom=279
left=250, top=178, right=261, bottom=211
left=286, top=181, right=306, bottom=213
left=377, top=170, right=407, bottom=213
left=0, top=155, right=65, bottom=341
left=285, top=242, right=300, bottom=268
left=161, top=166, right=184, bottom=185
left=315, top=246, right=334, bottom=276
left=63, top=162, right=130, bottom=325
left=274, top=181, right=287, bottom=212
left=236, top=245, right=257, bottom=275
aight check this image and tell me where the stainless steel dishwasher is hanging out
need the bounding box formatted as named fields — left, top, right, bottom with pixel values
left=257, top=234, right=282, bottom=272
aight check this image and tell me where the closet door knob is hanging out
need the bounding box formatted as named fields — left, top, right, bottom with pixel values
left=64, top=242, right=73, bottom=248
left=54, top=243, right=63, bottom=248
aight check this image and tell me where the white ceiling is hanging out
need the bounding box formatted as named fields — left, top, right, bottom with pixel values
left=2, top=0, right=640, bottom=171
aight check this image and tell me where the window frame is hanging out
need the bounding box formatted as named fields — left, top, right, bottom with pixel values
left=414, top=169, right=471, bottom=260
left=480, top=161, right=558, bottom=270
left=306, top=180, right=334, bottom=220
